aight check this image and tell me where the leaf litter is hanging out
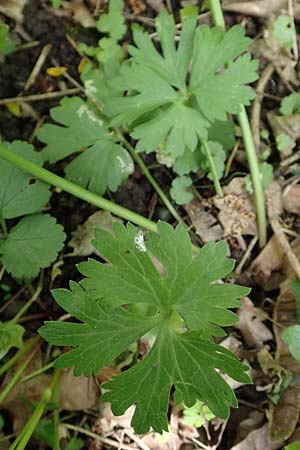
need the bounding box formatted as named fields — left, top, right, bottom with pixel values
left=2, top=1, right=300, bottom=449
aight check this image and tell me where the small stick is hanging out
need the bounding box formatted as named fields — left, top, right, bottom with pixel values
left=250, top=63, right=275, bottom=152
left=288, top=0, right=298, bottom=62
left=62, top=424, right=144, bottom=450
left=0, top=88, right=81, bottom=105
left=235, top=235, right=258, bottom=274
left=267, top=195, right=300, bottom=280
left=24, top=43, right=52, bottom=91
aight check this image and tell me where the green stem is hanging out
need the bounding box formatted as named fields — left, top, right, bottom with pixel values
left=9, top=277, right=43, bottom=325
left=53, top=369, right=61, bottom=450
left=0, top=144, right=201, bottom=253
left=8, top=370, right=61, bottom=450
left=21, top=361, right=54, bottom=382
left=118, top=132, right=183, bottom=224
left=209, top=0, right=225, bottom=29
left=8, top=388, right=52, bottom=450
left=209, top=0, right=267, bottom=247
left=0, top=341, right=40, bottom=403
left=238, top=107, right=267, bottom=247
left=202, top=140, right=223, bottom=197
left=0, top=144, right=157, bottom=232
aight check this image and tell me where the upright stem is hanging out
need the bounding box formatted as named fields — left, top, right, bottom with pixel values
left=202, top=140, right=223, bottom=197
left=118, top=133, right=184, bottom=224
left=208, top=0, right=267, bottom=247
left=238, top=108, right=267, bottom=247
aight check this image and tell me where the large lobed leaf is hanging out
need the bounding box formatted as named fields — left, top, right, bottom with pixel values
left=40, top=221, right=250, bottom=433
left=2, top=214, right=65, bottom=280
left=0, top=141, right=51, bottom=219
left=37, top=97, right=133, bottom=195
left=105, top=11, right=258, bottom=158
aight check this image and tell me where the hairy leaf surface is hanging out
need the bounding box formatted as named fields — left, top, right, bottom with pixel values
left=40, top=221, right=250, bottom=433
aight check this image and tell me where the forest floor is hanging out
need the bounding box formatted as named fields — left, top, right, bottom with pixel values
left=1, top=0, right=300, bottom=449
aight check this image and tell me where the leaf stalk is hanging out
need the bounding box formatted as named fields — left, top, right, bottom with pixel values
left=202, top=140, right=223, bottom=197
left=209, top=0, right=267, bottom=247
left=0, top=145, right=200, bottom=252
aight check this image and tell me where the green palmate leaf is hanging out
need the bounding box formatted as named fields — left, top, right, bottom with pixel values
left=281, top=325, right=300, bottom=361
left=285, top=443, right=300, bottom=450
left=1, top=214, right=65, bottom=279
left=0, top=24, right=15, bottom=56
left=170, top=176, right=193, bottom=204
left=272, top=15, right=294, bottom=49
left=39, top=221, right=250, bottom=433
left=97, top=0, right=126, bottom=41
left=37, top=97, right=133, bottom=195
left=0, top=141, right=51, bottom=219
left=280, top=93, right=300, bottom=116
left=0, top=321, right=25, bottom=359
left=105, top=11, right=257, bottom=159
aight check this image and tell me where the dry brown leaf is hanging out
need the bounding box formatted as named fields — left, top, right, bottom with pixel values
left=183, top=200, right=222, bottom=243
left=283, top=184, right=300, bottom=214
left=269, top=286, right=300, bottom=442
left=222, top=0, right=286, bottom=18
left=126, top=0, right=146, bottom=14
left=223, top=0, right=300, bottom=20
left=94, top=404, right=134, bottom=434
left=220, top=335, right=249, bottom=389
left=141, top=414, right=182, bottom=450
left=69, top=211, right=121, bottom=257
left=0, top=0, right=27, bottom=22
left=68, top=0, right=96, bottom=27
left=234, top=297, right=273, bottom=348
left=248, top=235, right=284, bottom=286
left=229, top=423, right=283, bottom=450
left=59, top=368, right=99, bottom=410
left=214, top=177, right=257, bottom=238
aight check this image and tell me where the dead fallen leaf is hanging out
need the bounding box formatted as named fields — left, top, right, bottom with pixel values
left=229, top=423, right=283, bottom=450
left=234, top=297, right=273, bottom=348
left=214, top=177, right=257, bottom=238
left=235, top=411, right=265, bottom=443
left=266, top=181, right=284, bottom=218
left=126, top=0, right=146, bottom=14
left=283, top=184, right=300, bottom=214
left=68, top=0, right=96, bottom=28
left=269, top=286, right=300, bottom=442
left=220, top=335, right=250, bottom=389
left=183, top=200, right=222, bottom=243
left=94, top=404, right=134, bottom=434
left=248, top=235, right=284, bottom=287
left=141, top=414, right=182, bottom=450
left=0, top=343, right=51, bottom=432
left=222, top=0, right=286, bottom=18
left=0, top=0, right=27, bottom=22
left=59, top=368, right=99, bottom=410
left=69, top=211, right=121, bottom=257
